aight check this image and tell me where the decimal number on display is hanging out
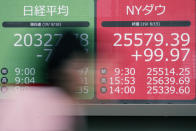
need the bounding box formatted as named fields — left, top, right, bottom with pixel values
left=14, top=33, right=89, bottom=47
left=147, top=86, right=191, bottom=95
left=132, top=48, right=190, bottom=62
left=113, top=33, right=190, bottom=47
left=147, top=68, right=190, bottom=76
left=147, top=77, right=190, bottom=85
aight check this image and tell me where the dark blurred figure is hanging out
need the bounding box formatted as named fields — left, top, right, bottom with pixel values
left=0, top=32, right=87, bottom=131
left=48, top=32, right=88, bottom=97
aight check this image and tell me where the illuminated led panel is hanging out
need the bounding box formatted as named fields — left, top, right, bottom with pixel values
left=0, top=0, right=94, bottom=99
left=97, top=0, right=196, bottom=100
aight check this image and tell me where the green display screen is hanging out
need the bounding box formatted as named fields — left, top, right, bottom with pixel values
left=0, top=0, right=95, bottom=99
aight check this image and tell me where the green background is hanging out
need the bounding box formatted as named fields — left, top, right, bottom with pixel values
left=0, top=0, right=95, bottom=99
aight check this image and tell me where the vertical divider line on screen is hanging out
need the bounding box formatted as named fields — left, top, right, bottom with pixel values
left=194, top=0, right=196, bottom=101
left=94, top=0, right=98, bottom=100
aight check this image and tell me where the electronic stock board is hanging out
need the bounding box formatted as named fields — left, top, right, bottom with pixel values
left=0, top=0, right=196, bottom=115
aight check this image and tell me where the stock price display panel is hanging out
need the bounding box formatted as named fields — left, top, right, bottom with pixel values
left=0, top=0, right=196, bottom=105
left=96, top=0, right=196, bottom=101
left=0, top=0, right=95, bottom=99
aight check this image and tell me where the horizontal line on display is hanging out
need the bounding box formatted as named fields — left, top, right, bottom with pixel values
left=2, top=21, right=90, bottom=28
left=102, top=21, right=191, bottom=27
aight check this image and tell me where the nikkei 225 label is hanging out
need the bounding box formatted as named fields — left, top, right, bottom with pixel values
left=96, top=0, right=196, bottom=100
left=0, top=0, right=94, bottom=99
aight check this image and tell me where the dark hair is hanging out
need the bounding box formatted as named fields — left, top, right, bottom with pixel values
left=47, top=32, right=87, bottom=92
